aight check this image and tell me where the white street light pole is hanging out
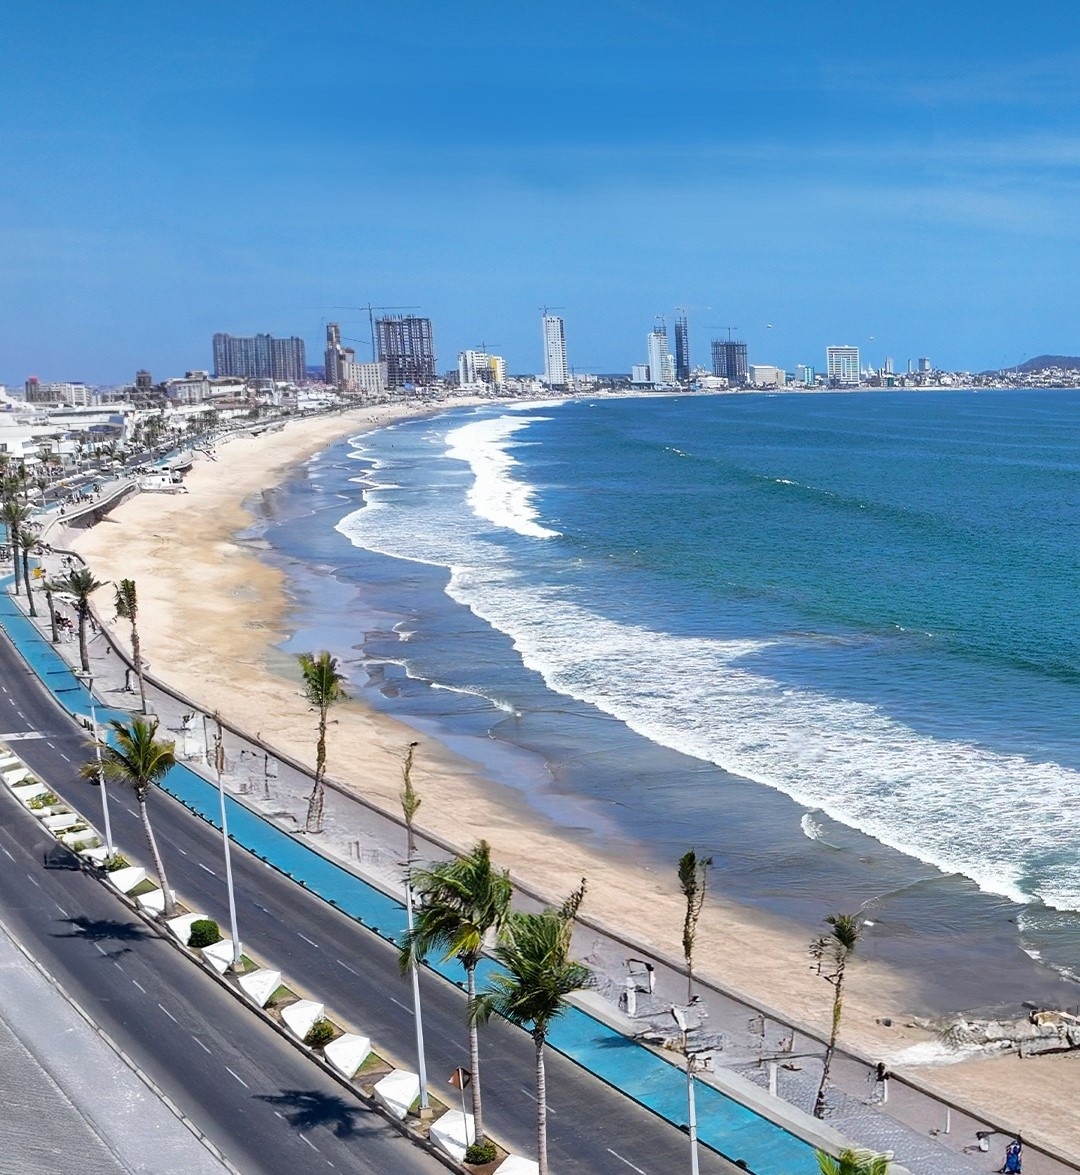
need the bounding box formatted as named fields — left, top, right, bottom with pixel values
left=401, top=742, right=430, bottom=1115
left=672, top=1006, right=700, bottom=1175
left=212, top=716, right=242, bottom=969
left=77, top=672, right=113, bottom=856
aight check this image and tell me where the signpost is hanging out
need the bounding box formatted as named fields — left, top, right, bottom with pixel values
left=448, top=1067, right=472, bottom=1143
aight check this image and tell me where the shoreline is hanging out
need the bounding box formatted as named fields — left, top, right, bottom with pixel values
left=68, top=399, right=1080, bottom=1157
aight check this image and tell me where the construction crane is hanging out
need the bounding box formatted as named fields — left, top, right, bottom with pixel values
left=330, top=304, right=420, bottom=359
left=539, top=305, right=565, bottom=317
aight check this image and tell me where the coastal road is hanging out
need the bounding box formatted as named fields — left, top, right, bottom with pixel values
left=0, top=628, right=742, bottom=1175
left=0, top=780, right=442, bottom=1174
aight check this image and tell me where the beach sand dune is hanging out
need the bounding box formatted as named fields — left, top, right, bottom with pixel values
left=70, top=404, right=1080, bottom=1158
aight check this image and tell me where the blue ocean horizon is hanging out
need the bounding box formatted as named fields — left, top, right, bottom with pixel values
left=250, top=390, right=1080, bottom=1012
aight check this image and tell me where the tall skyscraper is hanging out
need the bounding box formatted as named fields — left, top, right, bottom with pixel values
left=711, top=339, right=748, bottom=384
left=375, top=315, right=436, bottom=387
left=542, top=314, right=568, bottom=387
left=325, top=322, right=351, bottom=388
left=458, top=350, right=507, bottom=388
left=674, top=314, right=690, bottom=382
left=212, top=332, right=306, bottom=383
left=826, top=345, right=860, bottom=386
left=647, top=325, right=675, bottom=386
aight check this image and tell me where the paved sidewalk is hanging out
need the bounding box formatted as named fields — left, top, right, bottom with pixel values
left=0, top=920, right=230, bottom=1175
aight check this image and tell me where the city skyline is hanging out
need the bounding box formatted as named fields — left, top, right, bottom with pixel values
left=5, top=3, right=1080, bottom=383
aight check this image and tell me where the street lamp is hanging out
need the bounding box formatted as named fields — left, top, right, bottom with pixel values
left=400, top=743, right=431, bottom=1116
left=671, top=1005, right=704, bottom=1175
left=74, top=672, right=114, bottom=857
left=211, top=716, right=243, bottom=970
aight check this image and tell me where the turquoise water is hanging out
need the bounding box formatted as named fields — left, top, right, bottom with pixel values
left=259, top=391, right=1080, bottom=1004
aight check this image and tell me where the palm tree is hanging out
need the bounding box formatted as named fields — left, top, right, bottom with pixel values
left=51, top=568, right=105, bottom=672
left=470, top=882, right=590, bottom=1175
left=401, top=840, right=513, bottom=1148
left=298, top=651, right=346, bottom=833
left=84, top=717, right=177, bottom=915
left=809, top=912, right=861, bottom=1119
left=43, top=581, right=60, bottom=643
left=678, top=848, right=712, bottom=1002
left=1, top=499, right=30, bottom=594
left=17, top=525, right=39, bottom=617
left=114, top=578, right=146, bottom=712
left=816, top=1146, right=891, bottom=1174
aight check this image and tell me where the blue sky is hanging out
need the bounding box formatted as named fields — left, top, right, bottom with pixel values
left=4, top=1, right=1080, bottom=383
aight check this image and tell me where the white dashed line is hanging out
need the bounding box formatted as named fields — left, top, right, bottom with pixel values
left=297, top=932, right=318, bottom=948
left=225, top=1066, right=249, bottom=1089
left=26, top=875, right=40, bottom=888
left=607, top=1151, right=648, bottom=1174
left=176, top=846, right=187, bottom=856
left=198, top=863, right=216, bottom=876
left=389, top=997, right=413, bottom=1015
left=0, top=846, right=14, bottom=861
left=93, top=943, right=107, bottom=955
left=54, top=903, right=69, bottom=917
left=58, top=752, right=71, bottom=763
left=192, top=1036, right=212, bottom=1054
left=299, top=1136, right=318, bottom=1152
left=158, top=1003, right=178, bottom=1023
left=132, top=979, right=146, bottom=993
left=335, top=958, right=359, bottom=975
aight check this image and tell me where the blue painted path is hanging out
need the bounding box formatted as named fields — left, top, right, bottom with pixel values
left=0, top=579, right=818, bottom=1174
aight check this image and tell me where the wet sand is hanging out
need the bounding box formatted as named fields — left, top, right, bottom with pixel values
left=69, top=403, right=1080, bottom=1158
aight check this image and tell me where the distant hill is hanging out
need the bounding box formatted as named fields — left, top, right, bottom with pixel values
left=991, top=354, right=1080, bottom=374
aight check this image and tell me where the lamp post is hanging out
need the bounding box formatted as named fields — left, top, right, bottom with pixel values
left=212, top=715, right=243, bottom=970
left=401, top=742, right=431, bottom=1116
left=672, top=1006, right=700, bottom=1175
left=75, top=672, right=114, bottom=857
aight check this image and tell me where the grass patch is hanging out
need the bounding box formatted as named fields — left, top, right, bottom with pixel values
left=268, top=985, right=296, bottom=1006
left=128, top=878, right=159, bottom=897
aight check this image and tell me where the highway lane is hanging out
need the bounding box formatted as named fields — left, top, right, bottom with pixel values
left=0, top=788, right=443, bottom=1175
left=0, top=627, right=739, bottom=1175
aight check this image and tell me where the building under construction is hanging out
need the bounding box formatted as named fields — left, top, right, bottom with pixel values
left=711, top=338, right=748, bottom=384
left=375, top=315, right=436, bottom=388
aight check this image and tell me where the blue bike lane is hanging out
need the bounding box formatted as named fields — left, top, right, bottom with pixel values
left=0, top=580, right=819, bottom=1175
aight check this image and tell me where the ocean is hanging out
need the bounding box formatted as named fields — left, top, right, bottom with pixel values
left=250, top=390, right=1080, bottom=1014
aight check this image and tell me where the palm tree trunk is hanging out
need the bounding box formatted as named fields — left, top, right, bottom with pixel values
left=814, top=974, right=845, bottom=1119
left=130, top=621, right=147, bottom=712
left=45, top=587, right=59, bottom=643
left=10, top=531, right=21, bottom=594
left=305, top=708, right=327, bottom=832
left=466, top=962, right=485, bottom=1143
left=535, top=1031, right=549, bottom=1175
left=77, top=607, right=90, bottom=672
left=138, top=795, right=175, bottom=916
left=21, top=546, right=36, bottom=616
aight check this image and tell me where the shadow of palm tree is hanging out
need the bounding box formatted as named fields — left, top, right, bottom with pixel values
left=255, top=1089, right=373, bottom=1139
left=55, top=914, right=152, bottom=957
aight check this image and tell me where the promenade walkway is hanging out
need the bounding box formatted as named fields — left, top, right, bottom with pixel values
left=0, top=568, right=1049, bottom=1175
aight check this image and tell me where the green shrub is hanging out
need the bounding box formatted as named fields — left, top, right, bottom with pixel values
left=29, top=791, right=57, bottom=810
left=103, top=852, right=129, bottom=872
left=304, top=1018, right=336, bottom=1049
left=465, top=1140, right=498, bottom=1166
left=188, top=918, right=222, bottom=949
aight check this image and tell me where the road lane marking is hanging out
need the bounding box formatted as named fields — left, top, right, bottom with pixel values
left=198, top=863, right=216, bottom=876
left=389, top=996, right=413, bottom=1015
left=25, top=874, right=40, bottom=887
left=176, top=846, right=187, bottom=855
left=54, top=903, right=69, bottom=917
left=58, top=752, right=71, bottom=762
left=93, top=943, right=107, bottom=955
left=299, top=1136, right=318, bottom=1152
left=335, top=958, right=359, bottom=975
left=297, top=932, right=318, bottom=947
left=158, top=1003, right=178, bottom=1023
left=608, top=1150, right=647, bottom=1174
left=0, top=846, right=13, bottom=861
left=126, top=807, right=138, bottom=818
left=520, top=1086, right=557, bottom=1114
left=225, top=1066, right=249, bottom=1089
left=132, top=979, right=146, bottom=993
left=192, top=1036, right=212, bottom=1054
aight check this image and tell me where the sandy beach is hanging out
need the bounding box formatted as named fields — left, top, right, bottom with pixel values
left=69, top=402, right=1080, bottom=1158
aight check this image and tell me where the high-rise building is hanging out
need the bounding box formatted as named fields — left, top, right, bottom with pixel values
left=542, top=314, right=568, bottom=387
left=647, top=326, right=675, bottom=387
left=375, top=316, right=436, bottom=388
left=918, top=357, right=932, bottom=373
left=711, top=339, right=748, bottom=384
left=212, top=332, right=307, bottom=383
left=674, top=314, right=690, bottom=382
left=458, top=350, right=507, bottom=388
left=826, top=345, right=860, bottom=387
